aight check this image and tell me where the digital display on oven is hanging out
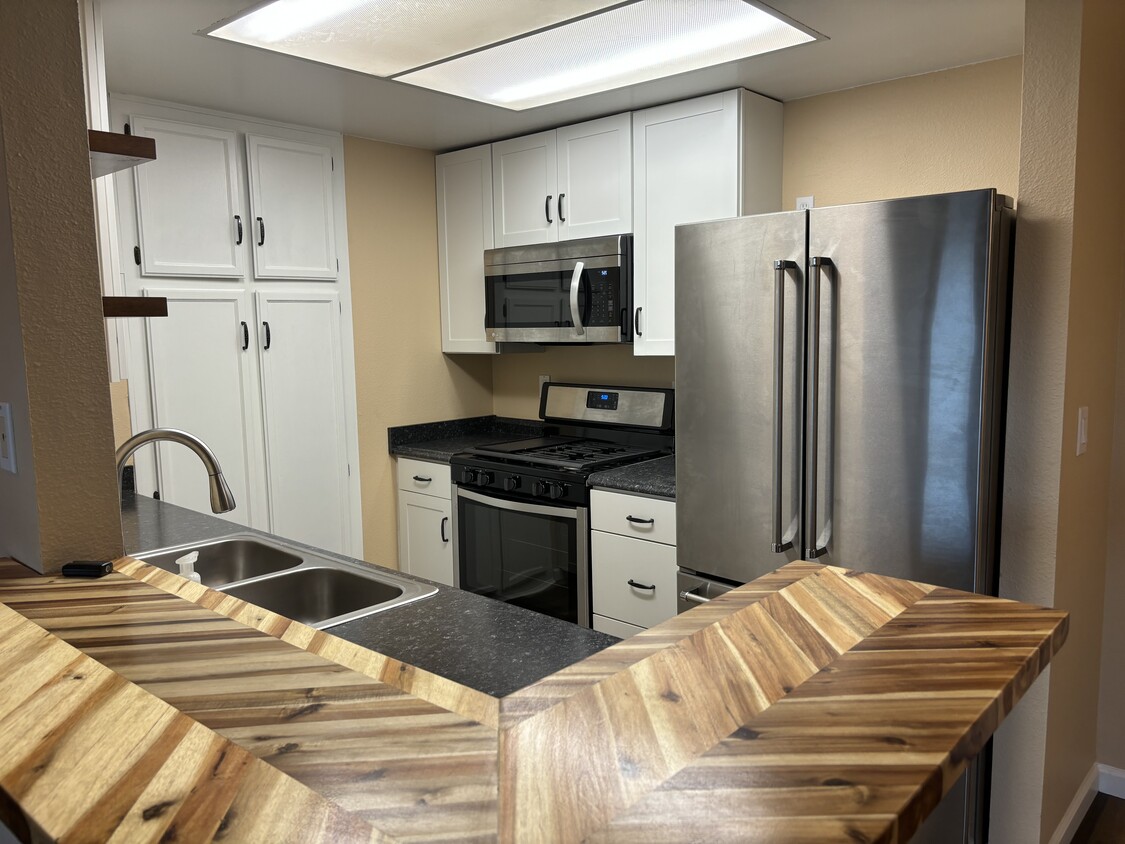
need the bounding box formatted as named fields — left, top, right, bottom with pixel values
left=586, top=391, right=619, bottom=410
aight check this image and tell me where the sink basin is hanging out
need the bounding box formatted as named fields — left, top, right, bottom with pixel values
left=131, top=532, right=437, bottom=628
left=133, top=534, right=302, bottom=587
left=220, top=567, right=417, bottom=628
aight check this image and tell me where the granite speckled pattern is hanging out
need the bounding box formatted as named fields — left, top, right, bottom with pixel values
left=389, top=415, right=543, bottom=462
left=588, top=454, right=676, bottom=499
left=121, top=493, right=617, bottom=697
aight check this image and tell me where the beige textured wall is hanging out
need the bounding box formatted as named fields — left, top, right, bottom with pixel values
left=343, top=136, right=493, bottom=567
left=782, top=57, right=1022, bottom=209
left=0, top=1, right=122, bottom=573
left=492, top=347, right=674, bottom=419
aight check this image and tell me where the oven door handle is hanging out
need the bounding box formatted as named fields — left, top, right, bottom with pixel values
left=455, top=485, right=582, bottom=519
left=568, top=261, right=585, bottom=336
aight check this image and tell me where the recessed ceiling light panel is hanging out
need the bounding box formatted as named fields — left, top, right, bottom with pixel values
left=396, top=0, right=817, bottom=109
left=207, top=0, right=628, bottom=78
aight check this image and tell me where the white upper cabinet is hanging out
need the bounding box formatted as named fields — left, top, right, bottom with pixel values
left=493, top=113, right=632, bottom=247
left=632, top=89, right=782, bottom=356
left=246, top=134, right=338, bottom=280
left=492, top=130, right=558, bottom=247
left=436, top=144, right=495, bottom=353
left=131, top=117, right=245, bottom=278
left=556, top=113, right=632, bottom=241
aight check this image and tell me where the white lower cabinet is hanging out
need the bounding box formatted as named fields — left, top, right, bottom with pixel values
left=590, top=490, right=678, bottom=636
left=396, top=459, right=454, bottom=586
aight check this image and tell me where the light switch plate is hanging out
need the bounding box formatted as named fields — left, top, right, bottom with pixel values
left=0, top=402, right=15, bottom=473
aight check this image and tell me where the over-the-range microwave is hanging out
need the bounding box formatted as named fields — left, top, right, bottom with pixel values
left=484, top=234, right=633, bottom=344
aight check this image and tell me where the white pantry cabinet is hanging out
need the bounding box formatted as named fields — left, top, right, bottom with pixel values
left=631, top=89, right=782, bottom=356
left=245, top=134, right=338, bottom=280
left=436, top=144, right=495, bottom=353
left=112, top=96, right=362, bottom=558
left=590, top=489, right=678, bottom=636
left=130, top=117, right=245, bottom=278
left=395, top=458, right=454, bottom=585
left=492, top=113, right=631, bottom=247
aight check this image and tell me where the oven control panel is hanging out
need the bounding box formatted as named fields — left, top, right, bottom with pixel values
left=456, top=466, right=584, bottom=506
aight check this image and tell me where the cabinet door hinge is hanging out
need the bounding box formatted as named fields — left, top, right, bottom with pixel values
left=133, top=246, right=141, bottom=266
left=124, top=122, right=131, bottom=135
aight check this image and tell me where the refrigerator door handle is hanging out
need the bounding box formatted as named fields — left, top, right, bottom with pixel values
left=772, top=259, right=798, bottom=553
left=805, top=256, right=831, bottom=559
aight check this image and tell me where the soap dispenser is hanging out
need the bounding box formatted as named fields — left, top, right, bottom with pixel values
left=175, top=551, right=202, bottom=584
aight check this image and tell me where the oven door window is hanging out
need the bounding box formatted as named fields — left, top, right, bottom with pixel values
left=457, top=492, right=582, bottom=625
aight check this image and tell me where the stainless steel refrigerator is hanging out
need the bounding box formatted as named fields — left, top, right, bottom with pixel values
left=674, top=188, right=1013, bottom=844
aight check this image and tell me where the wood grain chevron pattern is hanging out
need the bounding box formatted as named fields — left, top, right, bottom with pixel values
left=0, top=602, right=386, bottom=844
left=114, top=556, right=501, bottom=728
left=0, top=563, right=498, bottom=843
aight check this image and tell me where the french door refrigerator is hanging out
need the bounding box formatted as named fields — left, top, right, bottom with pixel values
left=675, top=188, right=1013, bottom=844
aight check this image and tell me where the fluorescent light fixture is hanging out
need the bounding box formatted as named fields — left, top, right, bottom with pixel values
left=206, top=0, right=819, bottom=110
left=207, top=0, right=628, bottom=78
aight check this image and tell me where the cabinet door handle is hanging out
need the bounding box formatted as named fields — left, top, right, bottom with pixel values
left=558, top=193, right=566, bottom=223
left=628, top=579, right=655, bottom=591
left=634, top=307, right=643, bottom=337
left=412, top=475, right=432, bottom=483
left=626, top=515, right=654, bottom=525
left=263, top=321, right=271, bottom=350
left=440, top=516, right=449, bottom=543
left=240, top=321, right=249, bottom=351
left=234, top=215, right=243, bottom=245
left=545, top=195, right=553, bottom=224
left=256, top=216, right=266, bottom=246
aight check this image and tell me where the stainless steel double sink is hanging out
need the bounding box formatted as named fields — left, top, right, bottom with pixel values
left=132, top=533, right=436, bottom=629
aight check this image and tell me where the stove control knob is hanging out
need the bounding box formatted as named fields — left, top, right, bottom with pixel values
left=477, top=471, right=494, bottom=487
left=548, top=483, right=568, bottom=500
left=532, top=480, right=550, bottom=497
left=503, top=475, right=521, bottom=491
left=459, top=468, right=478, bottom=485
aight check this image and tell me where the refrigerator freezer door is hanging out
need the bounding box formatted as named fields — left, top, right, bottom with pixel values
left=805, top=189, right=1006, bottom=592
left=675, top=211, right=806, bottom=583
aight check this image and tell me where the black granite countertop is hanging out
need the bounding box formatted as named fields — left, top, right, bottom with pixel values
left=588, top=455, right=676, bottom=499
left=388, top=415, right=543, bottom=463
left=121, top=492, right=617, bottom=698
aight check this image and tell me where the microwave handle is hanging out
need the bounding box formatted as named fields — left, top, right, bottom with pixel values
left=568, top=261, right=585, bottom=336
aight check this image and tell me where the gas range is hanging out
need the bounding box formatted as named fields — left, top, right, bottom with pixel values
left=450, top=383, right=674, bottom=628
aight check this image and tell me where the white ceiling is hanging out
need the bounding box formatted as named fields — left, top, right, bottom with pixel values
left=100, top=0, right=1024, bottom=152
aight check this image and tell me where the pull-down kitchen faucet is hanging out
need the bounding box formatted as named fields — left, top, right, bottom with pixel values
left=115, top=428, right=236, bottom=513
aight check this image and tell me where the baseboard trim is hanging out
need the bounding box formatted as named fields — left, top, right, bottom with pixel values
left=1098, top=764, right=1125, bottom=800
left=1048, top=764, right=1100, bottom=844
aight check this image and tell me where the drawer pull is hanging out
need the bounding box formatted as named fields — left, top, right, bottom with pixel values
left=628, top=579, right=656, bottom=591
left=626, top=515, right=655, bottom=525
left=412, top=475, right=432, bottom=483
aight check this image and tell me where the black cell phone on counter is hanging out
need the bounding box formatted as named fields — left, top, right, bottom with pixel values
left=61, top=560, right=113, bottom=578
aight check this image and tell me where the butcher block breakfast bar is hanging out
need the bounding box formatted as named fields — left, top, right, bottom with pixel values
left=0, top=550, right=1066, bottom=843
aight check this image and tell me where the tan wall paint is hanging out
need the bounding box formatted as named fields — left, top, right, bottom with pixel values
left=782, top=58, right=1022, bottom=210
left=0, top=1, right=122, bottom=573
left=109, top=380, right=132, bottom=449
left=343, top=136, right=493, bottom=567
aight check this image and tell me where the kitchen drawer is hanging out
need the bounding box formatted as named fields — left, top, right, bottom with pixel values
left=590, top=489, right=676, bottom=545
left=593, top=614, right=645, bottom=640
left=591, top=530, right=677, bottom=629
left=396, top=457, right=451, bottom=498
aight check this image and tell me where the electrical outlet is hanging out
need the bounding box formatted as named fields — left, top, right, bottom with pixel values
left=0, top=402, right=15, bottom=474
left=796, top=195, right=814, bottom=211
left=538, top=374, right=550, bottom=394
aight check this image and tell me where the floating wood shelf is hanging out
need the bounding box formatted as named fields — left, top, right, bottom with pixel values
left=88, top=129, right=156, bottom=179
left=102, top=296, right=167, bottom=318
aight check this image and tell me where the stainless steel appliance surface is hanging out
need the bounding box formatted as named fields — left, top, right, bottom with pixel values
left=674, top=188, right=1014, bottom=844
left=484, top=234, right=633, bottom=344
left=452, top=383, right=674, bottom=628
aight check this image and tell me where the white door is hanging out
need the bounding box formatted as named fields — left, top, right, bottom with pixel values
left=246, top=135, right=337, bottom=280
left=397, top=491, right=454, bottom=585
left=557, top=113, right=632, bottom=241
left=436, top=145, right=496, bottom=353
left=632, top=92, right=741, bottom=356
left=131, top=117, right=245, bottom=277
left=255, top=291, right=351, bottom=554
left=492, top=131, right=558, bottom=247
left=143, top=288, right=265, bottom=527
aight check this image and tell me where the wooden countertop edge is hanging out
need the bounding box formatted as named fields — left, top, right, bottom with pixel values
left=113, top=556, right=502, bottom=729
left=0, top=601, right=390, bottom=844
